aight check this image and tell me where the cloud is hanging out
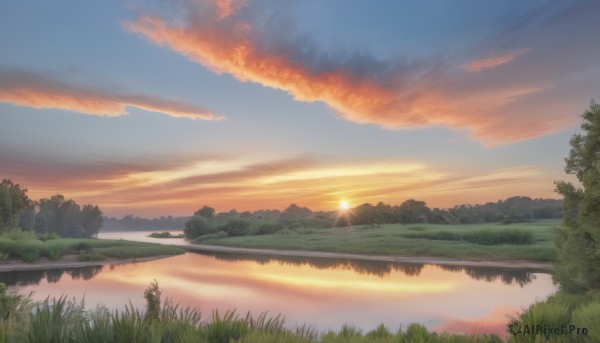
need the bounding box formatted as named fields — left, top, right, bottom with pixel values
left=0, top=69, right=223, bottom=120
left=463, top=49, right=529, bottom=72
left=1, top=146, right=559, bottom=217
left=216, top=0, right=246, bottom=19
left=123, top=0, right=599, bottom=145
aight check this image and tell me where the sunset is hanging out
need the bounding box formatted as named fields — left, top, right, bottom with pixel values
left=2, top=1, right=597, bottom=217
left=1, top=1, right=600, bottom=342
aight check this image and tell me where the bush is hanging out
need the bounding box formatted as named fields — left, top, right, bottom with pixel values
left=184, top=218, right=214, bottom=239
left=38, top=233, right=60, bottom=242
left=193, top=231, right=227, bottom=243
left=220, top=220, right=250, bottom=237
left=257, top=224, right=284, bottom=235
left=77, top=251, right=105, bottom=262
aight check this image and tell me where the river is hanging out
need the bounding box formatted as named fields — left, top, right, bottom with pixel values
left=1, top=231, right=557, bottom=338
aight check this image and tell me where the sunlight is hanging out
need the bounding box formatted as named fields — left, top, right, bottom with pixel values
left=339, top=200, right=350, bottom=210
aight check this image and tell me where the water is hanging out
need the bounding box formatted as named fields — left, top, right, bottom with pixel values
left=1, top=232, right=557, bottom=338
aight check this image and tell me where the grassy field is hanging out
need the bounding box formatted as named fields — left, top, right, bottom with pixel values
left=198, top=220, right=561, bottom=262
left=0, top=230, right=185, bottom=262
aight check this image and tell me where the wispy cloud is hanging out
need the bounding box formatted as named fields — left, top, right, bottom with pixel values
left=0, top=68, right=223, bottom=120
left=1, top=148, right=557, bottom=217
left=122, top=0, right=598, bottom=145
left=463, top=48, right=529, bottom=72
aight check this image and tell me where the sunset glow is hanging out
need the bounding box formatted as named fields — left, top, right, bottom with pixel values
left=1, top=0, right=596, bottom=217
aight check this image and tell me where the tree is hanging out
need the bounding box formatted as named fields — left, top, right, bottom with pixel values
left=184, top=217, right=213, bottom=239
left=220, top=220, right=250, bottom=237
left=81, top=205, right=103, bottom=238
left=554, top=102, right=600, bottom=293
left=0, top=179, right=32, bottom=232
left=397, top=199, right=431, bottom=224
left=193, top=205, right=215, bottom=220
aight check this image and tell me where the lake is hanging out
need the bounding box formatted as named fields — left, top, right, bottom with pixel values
left=2, top=231, right=557, bottom=338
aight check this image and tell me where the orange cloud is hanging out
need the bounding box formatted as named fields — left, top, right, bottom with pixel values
left=216, top=0, right=246, bottom=19
left=0, top=69, right=222, bottom=120
left=2, top=148, right=560, bottom=217
left=122, top=2, right=574, bottom=145
left=463, top=49, right=529, bottom=72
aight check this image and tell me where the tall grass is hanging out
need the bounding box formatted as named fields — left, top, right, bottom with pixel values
left=1, top=281, right=511, bottom=343
left=0, top=283, right=33, bottom=343
left=0, top=235, right=184, bottom=263
left=401, top=228, right=534, bottom=245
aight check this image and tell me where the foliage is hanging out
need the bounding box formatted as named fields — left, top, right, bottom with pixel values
left=0, top=180, right=32, bottom=233
left=220, top=220, right=250, bottom=237
left=184, top=217, right=214, bottom=239
left=143, top=280, right=161, bottom=322
left=197, top=221, right=559, bottom=262
left=35, top=194, right=103, bottom=238
left=0, top=237, right=183, bottom=263
left=0, top=282, right=33, bottom=343
left=0, top=280, right=514, bottom=343
left=194, top=205, right=216, bottom=220
left=256, top=223, right=284, bottom=235
left=554, top=102, right=600, bottom=293
left=401, top=228, right=534, bottom=245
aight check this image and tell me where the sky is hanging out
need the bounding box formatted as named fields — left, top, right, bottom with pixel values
left=1, top=0, right=598, bottom=217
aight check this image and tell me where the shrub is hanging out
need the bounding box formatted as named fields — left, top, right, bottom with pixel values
left=184, top=218, right=214, bottom=239
left=257, top=224, right=284, bottom=235
left=193, top=231, right=227, bottom=243
left=221, top=220, right=250, bottom=237
left=38, top=233, right=60, bottom=242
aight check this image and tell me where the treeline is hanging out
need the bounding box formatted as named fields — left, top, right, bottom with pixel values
left=0, top=179, right=103, bottom=238
left=351, top=196, right=563, bottom=226
left=182, top=196, right=562, bottom=240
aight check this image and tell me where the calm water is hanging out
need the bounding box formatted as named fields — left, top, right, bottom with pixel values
left=2, top=232, right=557, bottom=338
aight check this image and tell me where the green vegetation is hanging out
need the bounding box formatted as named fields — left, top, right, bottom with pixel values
left=0, top=229, right=184, bottom=263
left=0, top=281, right=505, bottom=343
left=148, top=231, right=184, bottom=239
left=508, top=103, right=600, bottom=342
left=197, top=221, right=560, bottom=262
left=401, top=227, right=534, bottom=245
left=0, top=179, right=103, bottom=238
left=554, top=101, right=600, bottom=293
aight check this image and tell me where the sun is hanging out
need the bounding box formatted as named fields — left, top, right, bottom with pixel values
left=339, top=201, right=350, bottom=210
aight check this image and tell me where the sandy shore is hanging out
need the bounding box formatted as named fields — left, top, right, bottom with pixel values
left=0, top=254, right=173, bottom=272
left=176, top=244, right=554, bottom=271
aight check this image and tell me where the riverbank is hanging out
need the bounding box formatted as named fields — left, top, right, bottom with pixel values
left=178, top=243, right=554, bottom=271
left=0, top=254, right=173, bottom=272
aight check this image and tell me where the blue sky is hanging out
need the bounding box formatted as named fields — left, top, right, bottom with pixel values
left=0, top=0, right=596, bottom=217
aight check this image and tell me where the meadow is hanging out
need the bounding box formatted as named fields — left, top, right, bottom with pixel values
left=0, top=230, right=184, bottom=263
left=196, top=220, right=561, bottom=262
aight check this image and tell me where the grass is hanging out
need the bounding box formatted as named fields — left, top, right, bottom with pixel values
left=509, top=291, right=600, bottom=342
left=0, top=230, right=185, bottom=263
left=0, top=281, right=506, bottom=343
left=148, top=231, right=184, bottom=239
left=196, top=220, right=561, bottom=262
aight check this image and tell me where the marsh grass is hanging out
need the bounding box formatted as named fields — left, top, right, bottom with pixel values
left=401, top=228, right=534, bottom=245
left=3, top=280, right=510, bottom=343
left=199, top=221, right=560, bottom=261
left=0, top=234, right=184, bottom=262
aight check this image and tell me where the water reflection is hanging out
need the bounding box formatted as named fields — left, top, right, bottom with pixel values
left=0, top=252, right=556, bottom=337
left=0, top=252, right=541, bottom=288
left=201, top=251, right=540, bottom=286
left=0, top=266, right=103, bottom=286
